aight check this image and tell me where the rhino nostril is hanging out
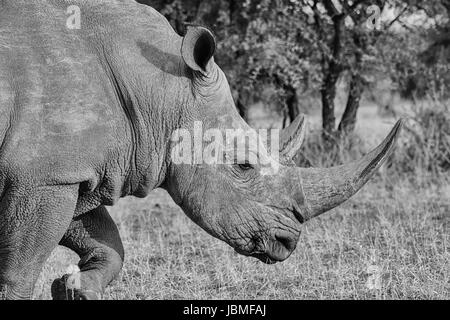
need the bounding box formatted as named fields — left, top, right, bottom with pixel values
left=275, top=235, right=296, bottom=252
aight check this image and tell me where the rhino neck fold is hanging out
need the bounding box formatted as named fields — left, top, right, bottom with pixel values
left=94, top=21, right=197, bottom=199
left=99, top=51, right=173, bottom=198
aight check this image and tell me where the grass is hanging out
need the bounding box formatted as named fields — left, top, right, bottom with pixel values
left=32, top=103, right=449, bottom=300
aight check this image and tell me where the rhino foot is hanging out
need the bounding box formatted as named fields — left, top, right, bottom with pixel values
left=51, top=273, right=101, bottom=300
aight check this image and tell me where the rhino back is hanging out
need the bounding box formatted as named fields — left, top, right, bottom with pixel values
left=0, top=1, right=136, bottom=197
left=0, top=0, right=186, bottom=211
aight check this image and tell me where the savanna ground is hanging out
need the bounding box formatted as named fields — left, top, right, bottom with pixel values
left=33, top=100, right=449, bottom=300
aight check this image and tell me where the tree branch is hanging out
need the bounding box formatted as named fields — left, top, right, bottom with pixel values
left=342, top=0, right=368, bottom=16
left=323, top=0, right=340, bottom=18
left=397, top=19, right=417, bottom=33
left=384, top=5, right=409, bottom=31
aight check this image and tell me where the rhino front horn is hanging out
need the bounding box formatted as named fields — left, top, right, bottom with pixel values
left=294, top=119, right=404, bottom=220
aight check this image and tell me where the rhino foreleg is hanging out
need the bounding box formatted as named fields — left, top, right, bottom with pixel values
left=51, top=205, right=124, bottom=300
left=0, top=185, right=78, bottom=300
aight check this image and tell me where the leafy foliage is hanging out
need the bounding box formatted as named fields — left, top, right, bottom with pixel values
left=394, top=101, right=450, bottom=175
left=138, top=0, right=449, bottom=135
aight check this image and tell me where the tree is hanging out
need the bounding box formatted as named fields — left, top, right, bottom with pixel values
left=390, top=0, right=450, bottom=100
left=138, top=0, right=448, bottom=140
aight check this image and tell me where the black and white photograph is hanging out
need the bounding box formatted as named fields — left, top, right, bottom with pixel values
left=0, top=0, right=448, bottom=305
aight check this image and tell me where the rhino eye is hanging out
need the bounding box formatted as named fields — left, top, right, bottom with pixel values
left=238, top=162, right=254, bottom=171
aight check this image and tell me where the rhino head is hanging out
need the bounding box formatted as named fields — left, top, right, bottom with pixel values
left=163, top=26, right=403, bottom=264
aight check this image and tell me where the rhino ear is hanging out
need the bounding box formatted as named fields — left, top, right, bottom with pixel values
left=181, top=25, right=216, bottom=76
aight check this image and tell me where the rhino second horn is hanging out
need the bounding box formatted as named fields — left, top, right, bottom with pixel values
left=296, top=119, right=404, bottom=220
left=279, top=114, right=307, bottom=165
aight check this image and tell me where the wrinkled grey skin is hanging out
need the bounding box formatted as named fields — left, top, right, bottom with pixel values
left=0, top=0, right=403, bottom=300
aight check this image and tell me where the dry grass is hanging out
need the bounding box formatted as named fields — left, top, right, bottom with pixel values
left=33, top=177, right=449, bottom=300
left=33, top=102, right=449, bottom=300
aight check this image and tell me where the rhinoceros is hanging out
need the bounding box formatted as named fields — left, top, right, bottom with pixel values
left=0, top=0, right=403, bottom=300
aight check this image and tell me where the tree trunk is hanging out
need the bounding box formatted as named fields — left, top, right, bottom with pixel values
left=320, top=14, right=345, bottom=141
left=235, top=98, right=248, bottom=122
left=282, top=109, right=289, bottom=129
left=338, top=29, right=366, bottom=136
left=286, top=85, right=299, bottom=123
left=321, top=71, right=339, bottom=137
left=338, top=73, right=364, bottom=134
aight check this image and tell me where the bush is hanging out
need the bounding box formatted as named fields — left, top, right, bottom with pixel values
left=391, top=100, right=450, bottom=176
left=294, top=100, right=449, bottom=185
left=295, top=129, right=366, bottom=168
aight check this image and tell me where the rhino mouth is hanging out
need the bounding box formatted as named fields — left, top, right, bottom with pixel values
left=251, top=253, right=280, bottom=265
left=234, top=249, right=289, bottom=265
left=234, top=248, right=276, bottom=264
left=233, top=233, right=295, bottom=264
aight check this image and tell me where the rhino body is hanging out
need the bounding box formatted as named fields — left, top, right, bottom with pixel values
left=0, top=0, right=402, bottom=299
